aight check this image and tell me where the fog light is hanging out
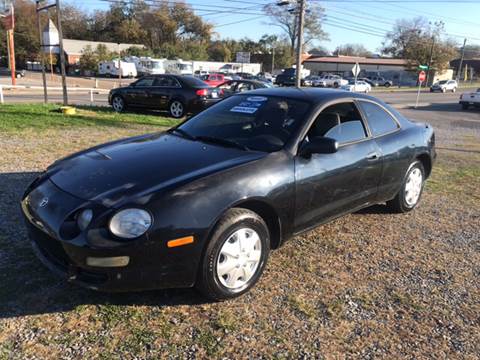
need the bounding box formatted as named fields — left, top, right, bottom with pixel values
left=86, top=256, right=130, bottom=267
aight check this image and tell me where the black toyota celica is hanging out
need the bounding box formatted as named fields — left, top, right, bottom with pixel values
left=21, top=88, right=436, bottom=300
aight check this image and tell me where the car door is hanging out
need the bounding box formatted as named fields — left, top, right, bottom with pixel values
left=126, top=77, right=155, bottom=106
left=357, top=100, right=410, bottom=201
left=148, top=76, right=181, bottom=109
left=294, top=101, right=383, bottom=231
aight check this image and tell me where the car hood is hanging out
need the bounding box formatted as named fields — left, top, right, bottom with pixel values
left=48, top=133, right=266, bottom=207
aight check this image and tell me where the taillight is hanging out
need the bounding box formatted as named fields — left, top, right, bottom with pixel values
left=219, top=89, right=224, bottom=96
left=196, top=89, right=208, bottom=96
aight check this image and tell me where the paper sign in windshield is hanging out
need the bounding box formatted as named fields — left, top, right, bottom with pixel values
left=230, top=100, right=265, bottom=114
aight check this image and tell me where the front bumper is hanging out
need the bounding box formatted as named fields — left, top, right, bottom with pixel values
left=21, top=178, right=199, bottom=292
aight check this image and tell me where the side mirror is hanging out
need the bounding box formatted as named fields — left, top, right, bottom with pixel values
left=299, top=137, right=338, bottom=157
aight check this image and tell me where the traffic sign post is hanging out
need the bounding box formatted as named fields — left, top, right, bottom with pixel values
left=415, top=71, right=426, bottom=108
left=352, top=63, right=361, bottom=92
left=1, top=1, right=16, bottom=86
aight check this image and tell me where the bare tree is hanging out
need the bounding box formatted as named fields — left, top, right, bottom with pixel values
left=263, top=2, right=328, bottom=56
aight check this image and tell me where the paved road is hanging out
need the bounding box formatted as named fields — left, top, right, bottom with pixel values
left=0, top=84, right=477, bottom=110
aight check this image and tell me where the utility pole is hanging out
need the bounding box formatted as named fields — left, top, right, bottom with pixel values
left=295, top=0, right=306, bottom=88
left=55, top=0, right=68, bottom=105
left=456, top=38, right=467, bottom=82
left=271, top=46, right=275, bottom=74
left=118, top=43, right=122, bottom=86
left=425, top=36, right=435, bottom=87
left=1, top=2, right=16, bottom=86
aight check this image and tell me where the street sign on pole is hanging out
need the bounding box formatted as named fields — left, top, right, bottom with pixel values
left=352, top=63, right=360, bottom=92
left=418, top=71, right=426, bottom=83
left=418, top=65, right=429, bottom=70
left=415, top=71, right=426, bottom=108
left=351, top=63, right=361, bottom=77
left=236, top=52, right=250, bottom=64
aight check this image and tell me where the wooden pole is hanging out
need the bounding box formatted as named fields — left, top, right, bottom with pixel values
left=36, top=1, right=48, bottom=103
left=295, top=0, right=306, bottom=88
left=55, top=0, right=68, bottom=105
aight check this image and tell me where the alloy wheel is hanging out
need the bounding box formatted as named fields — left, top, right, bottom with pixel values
left=170, top=101, right=184, bottom=118
left=112, top=96, right=124, bottom=112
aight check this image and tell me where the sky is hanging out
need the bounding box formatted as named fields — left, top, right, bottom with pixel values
left=73, top=0, right=480, bottom=53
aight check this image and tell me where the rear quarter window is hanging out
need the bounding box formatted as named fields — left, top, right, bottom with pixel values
left=359, top=101, right=399, bottom=137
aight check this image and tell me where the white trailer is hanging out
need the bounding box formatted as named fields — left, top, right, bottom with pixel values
left=192, top=61, right=262, bottom=75
left=125, top=57, right=167, bottom=76
left=98, top=60, right=137, bottom=78
left=164, top=59, right=194, bottom=75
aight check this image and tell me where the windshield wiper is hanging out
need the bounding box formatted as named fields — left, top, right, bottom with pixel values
left=195, top=136, right=250, bottom=151
left=167, top=128, right=196, bottom=141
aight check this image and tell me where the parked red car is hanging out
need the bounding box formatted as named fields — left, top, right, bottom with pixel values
left=200, top=73, right=225, bottom=87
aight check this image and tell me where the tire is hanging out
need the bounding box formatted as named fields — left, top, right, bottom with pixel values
left=385, top=83, right=391, bottom=88
left=169, top=100, right=185, bottom=118
left=442, top=88, right=446, bottom=93
left=333, top=82, right=339, bottom=88
left=452, top=87, right=456, bottom=93
left=386, top=161, right=425, bottom=213
left=111, top=95, right=125, bottom=112
left=196, top=208, right=270, bottom=301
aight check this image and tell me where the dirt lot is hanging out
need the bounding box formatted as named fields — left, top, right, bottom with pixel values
left=0, top=104, right=479, bottom=359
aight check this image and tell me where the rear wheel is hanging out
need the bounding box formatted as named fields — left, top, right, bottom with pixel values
left=452, top=87, right=456, bottom=93
left=169, top=100, right=185, bottom=118
left=387, top=161, right=425, bottom=213
left=385, top=83, right=391, bottom=88
left=442, top=88, right=446, bottom=93
left=111, top=95, right=125, bottom=112
left=196, top=208, right=270, bottom=301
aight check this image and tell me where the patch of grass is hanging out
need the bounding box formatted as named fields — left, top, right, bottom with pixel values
left=426, top=162, right=480, bottom=201
left=121, top=326, right=157, bottom=354
left=214, top=310, right=238, bottom=332
left=390, top=290, right=424, bottom=311
left=287, top=294, right=316, bottom=319
left=0, top=104, right=179, bottom=133
left=196, top=329, right=222, bottom=357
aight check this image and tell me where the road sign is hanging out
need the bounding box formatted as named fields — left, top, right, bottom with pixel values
left=418, top=71, right=426, bottom=82
left=236, top=52, right=250, bottom=64
left=352, top=62, right=361, bottom=77
left=418, top=65, right=429, bottom=70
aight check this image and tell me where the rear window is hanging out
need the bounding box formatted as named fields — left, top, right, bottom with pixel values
left=178, top=95, right=311, bottom=152
left=181, top=76, right=209, bottom=87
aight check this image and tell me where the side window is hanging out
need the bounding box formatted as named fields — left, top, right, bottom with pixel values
left=135, top=77, right=155, bottom=87
left=308, top=102, right=367, bottom=144
left=359, top=101, right=399, bottom=137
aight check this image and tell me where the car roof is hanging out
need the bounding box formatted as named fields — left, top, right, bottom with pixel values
left=239, top=87, right=373, bottom=103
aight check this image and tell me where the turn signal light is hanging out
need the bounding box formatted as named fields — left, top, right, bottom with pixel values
left=167, top=236, right=194, bottom=248
left=196, top=89, right=208, bottom=96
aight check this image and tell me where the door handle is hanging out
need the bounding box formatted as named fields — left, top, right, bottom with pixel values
left=367, top=152, right=379, bottom=160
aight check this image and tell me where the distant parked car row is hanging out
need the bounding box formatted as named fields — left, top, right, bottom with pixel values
left=108, top=74, right=272, bottom=118
left=430, top=80, right=457, bottom=93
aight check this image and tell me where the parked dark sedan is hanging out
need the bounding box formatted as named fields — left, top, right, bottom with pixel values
left=22, top=88, right=435, bottom=300
left=216, top=79, right=273, bottom=97
left=0, top=67, right=26, bottom=78
left=108, top=75, right=221, bottom=118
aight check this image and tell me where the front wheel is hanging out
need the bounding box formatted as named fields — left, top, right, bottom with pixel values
left=196, top=208, right=270, bottom=301
left=111, top=95, right=125, bottom=112
left=387, top=161, right=425, bottom=213
left=169, top=100, right=185, bottom=118
left=452, top=87, right=456, bottom=93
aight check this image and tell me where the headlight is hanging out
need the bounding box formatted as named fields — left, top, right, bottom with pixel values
left=77, top=209, right=93, bottom=231
left=109, top=208, right=152, bottom=239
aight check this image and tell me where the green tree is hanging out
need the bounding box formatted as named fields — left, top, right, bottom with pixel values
left=79, top=45, right=97, bottom=72
left=382, top=17, right=458, bottom=72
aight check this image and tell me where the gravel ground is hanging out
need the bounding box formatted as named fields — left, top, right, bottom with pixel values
left=0, top=106, right=479, bottom=359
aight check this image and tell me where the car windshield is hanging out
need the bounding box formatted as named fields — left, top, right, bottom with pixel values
left=438, top=80, right=448, bottom=84
left=176, top=95, right=311, bottom=152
